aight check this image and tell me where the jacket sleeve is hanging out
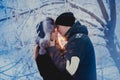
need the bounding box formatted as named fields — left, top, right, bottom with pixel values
left=47, top=35, right=87, bottom=71
left=65, top=36, right=87, bottom=63
left=47, top=46, right=67, bottom=71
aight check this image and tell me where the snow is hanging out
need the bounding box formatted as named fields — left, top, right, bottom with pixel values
left=0, top=0, right=120, bottom=80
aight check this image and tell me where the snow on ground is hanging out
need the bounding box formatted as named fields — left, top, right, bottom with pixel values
left=0, top=0, right=120, bottom=80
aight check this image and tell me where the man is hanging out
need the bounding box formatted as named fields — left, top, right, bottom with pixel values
left=47, top=12, right=97, bottom=80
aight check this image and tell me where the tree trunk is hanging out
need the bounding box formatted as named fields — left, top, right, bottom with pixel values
left=104, top=0, right=120, bottom=73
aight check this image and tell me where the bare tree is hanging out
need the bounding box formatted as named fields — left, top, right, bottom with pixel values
left=97, top=0, right=120, bottom=73
left=0, top=0, right=120, bottom=79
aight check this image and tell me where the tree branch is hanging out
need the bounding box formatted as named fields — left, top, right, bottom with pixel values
left=68, top=1, right=106, bottom=27
left=108, top=0, right=116, bottom=31
left=97, top=0, right=109, bottom=23
left=79, top=19, right=104, bottom=31
left=0, top=1, right=64, bottom=22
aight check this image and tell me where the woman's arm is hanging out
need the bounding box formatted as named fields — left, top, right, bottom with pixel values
left=34, top=44, right=40, bottom=60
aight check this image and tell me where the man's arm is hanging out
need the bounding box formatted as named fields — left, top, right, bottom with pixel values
left=47, top=46, right=80, bottom=76
left=47, top=46, right=67, bottom=71
left=47, top=39, right=81, bottom=75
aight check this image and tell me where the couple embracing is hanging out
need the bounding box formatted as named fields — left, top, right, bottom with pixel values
left=34, top=12, right=96, bottom=80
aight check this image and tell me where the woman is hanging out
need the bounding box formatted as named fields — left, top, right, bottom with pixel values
left=34, top=17, right=73, bottom=80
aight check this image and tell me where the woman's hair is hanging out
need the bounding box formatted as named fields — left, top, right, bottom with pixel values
left=36, top=17, right=54, bottom=55
left=36, top=17, right=54, bottom=38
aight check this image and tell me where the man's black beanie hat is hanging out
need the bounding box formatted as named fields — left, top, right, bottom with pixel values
left=55, top=12, right=75, bottom=27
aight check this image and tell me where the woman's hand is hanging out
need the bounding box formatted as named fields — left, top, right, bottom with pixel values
left=34, top=44, right=40, bottom=60
left=50, top=28, right=58, bottom=46
left=50, top=40, right=56, bottom=46
left=50, top=28, right=58, bottom=41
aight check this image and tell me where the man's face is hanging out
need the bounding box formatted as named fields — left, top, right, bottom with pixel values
left=56, top=25, right=66, bottom=36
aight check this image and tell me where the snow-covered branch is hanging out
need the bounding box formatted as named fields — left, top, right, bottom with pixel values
left=97, top=0, right=109, bottom=23
left=0, top=1, right=64, bottom=22
left=68, top=0, right=106, bottom=27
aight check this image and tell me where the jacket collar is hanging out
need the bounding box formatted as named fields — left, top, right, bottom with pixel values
left=65, top=21, right=88, bottom=40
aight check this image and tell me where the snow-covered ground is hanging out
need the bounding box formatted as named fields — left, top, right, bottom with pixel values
left=0, top=0, right=120, bottom=80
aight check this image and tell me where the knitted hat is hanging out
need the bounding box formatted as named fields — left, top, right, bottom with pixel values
left=55, top=12, right=75, bottom=27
